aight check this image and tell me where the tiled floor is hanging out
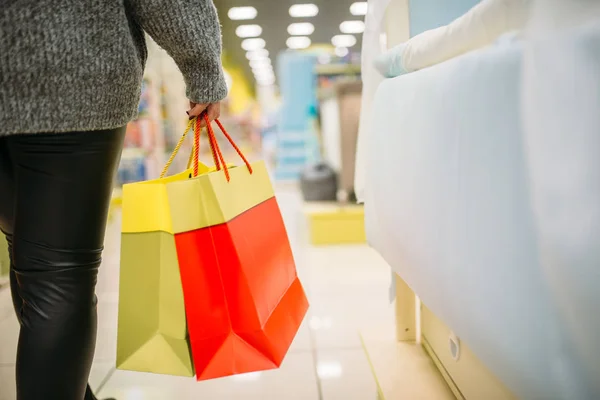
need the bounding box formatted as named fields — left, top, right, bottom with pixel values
left=0, top=187, right=395, bottom=400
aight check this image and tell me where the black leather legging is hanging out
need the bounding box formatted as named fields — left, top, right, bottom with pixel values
left=0, top=128, right=125, bottom=400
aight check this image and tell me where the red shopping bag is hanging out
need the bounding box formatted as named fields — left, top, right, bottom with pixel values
left=165, top=116, right=309, bottom=381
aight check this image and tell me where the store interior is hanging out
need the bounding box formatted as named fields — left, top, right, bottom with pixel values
left=2, top=0, right=600, bottom=399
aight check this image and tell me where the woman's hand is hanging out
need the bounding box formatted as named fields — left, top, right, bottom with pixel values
left=187, top=102, right=221, bottom=126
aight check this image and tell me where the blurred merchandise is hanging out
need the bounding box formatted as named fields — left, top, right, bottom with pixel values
left=117, top=149, right=146, bottom=185
left=306, top=105, right=321, bottom=165
left=319, top=81, right=362, bottom=201
left=274, top=52, right=318, bottom=180
left=137, top=78, right=152, bottom=117
left=300, top=162, right=338, bottom=202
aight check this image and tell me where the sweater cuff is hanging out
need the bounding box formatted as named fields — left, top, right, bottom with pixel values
left=181, top=61, right=228, bottom=104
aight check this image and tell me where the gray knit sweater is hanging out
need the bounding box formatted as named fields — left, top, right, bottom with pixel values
left=0, top=0, right=228, bottom=135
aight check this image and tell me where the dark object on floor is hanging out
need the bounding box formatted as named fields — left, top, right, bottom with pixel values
left=300, top=163, right=338, bottom=202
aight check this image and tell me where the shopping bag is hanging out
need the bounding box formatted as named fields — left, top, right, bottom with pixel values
left=116, top=120, right=212, bottom=377
left=168, top=116, right=309, bottom=381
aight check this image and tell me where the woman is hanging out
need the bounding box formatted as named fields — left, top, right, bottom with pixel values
left=0, top=1, right=227, bottom=399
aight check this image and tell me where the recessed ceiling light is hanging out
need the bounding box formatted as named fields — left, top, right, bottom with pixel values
left=254, top=71, right=275, bottom=81
left=246, top=49, right=269, bottom=60
left=288, top=22, right=315, bottom=36
left=257, top=76, right=276, bottom=86
left=241, top=38, right=266, bottom=51
left=255, top=70, right=275, bottom=79
left=255, top=69, right=274, bottom=77
left=332, top=34, right=356, bottom=48
left=252, top=64, right=274, bottom=74
left=289, top=4, right=319, bottom=18
left=249, top=58, right=271, bottom=69
left=318, top=53, right=332, bottom=64
left=228, top=6, right=258, bottom=20
left=335, top=46, right=349, bottom=57
left=235, top=24, right=262, bottom=38
left=340, top=20, right=365, bottom=34
left=350, top=2, right=368, bottom=16
left=286, top=36, right=312, bottom=50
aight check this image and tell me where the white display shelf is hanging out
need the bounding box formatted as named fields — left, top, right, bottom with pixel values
left=360, top=324, right=454, bottom=400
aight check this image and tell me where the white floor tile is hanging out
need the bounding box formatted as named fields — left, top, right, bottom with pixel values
left=0, top=361, right=111, bottom=399
left=0, top=365, right=15, bottom=400
left=0, top=286, right=13, bottom=323
left=89, top=362, right=114, bottom=392
left=316, top=349, right=379, bottom=400
left=309, top=287, right=394, bottom=350
left=303, top=245, right=391, bottom=292
left=94, top=302, right=119, bottom=363
left=289, top=313, right=312, bottom=353
left=98, top=353, right=319, bottom=400
left=0, top=314, right=17, bottom=365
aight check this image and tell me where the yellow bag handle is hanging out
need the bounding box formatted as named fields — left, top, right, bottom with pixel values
left=160, top=115, right=253, bottom=181
left=160, top=119, right=195, bottom=179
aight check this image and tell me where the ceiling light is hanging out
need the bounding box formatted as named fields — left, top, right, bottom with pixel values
left=289, top=4, right=319, bottom=18
left=287, top=22, right=315, bottom=36
left=335, top=46, right=349, bottom=57
left=350, top=2, right=368, bottom=16
left=257, top=76, right=276, bottom=86
left=286, top=36, right=311, bottom=50
left=340, top=20, right=365, bottom=34
left=253, top=64, right=273, bottom=72
left=255, top=71, right=275, bottom=79
left=235, top=24, right=262, bottom=38
left=255, top=72, right=275, bottom=81
left=228, top=6, right=257, bottom=20
left=318, top=53, right=332, bottom=64
left=332, top=34, right=357, bottom=48
left=253, top=65, right=274, bottom=75
left=246, top=49, right=269, bottom=60
left=241, top=38, right=266, bottom=51
left=249, top=58, right=271, bottom=69
left=254, top=75, right=275, bottom=85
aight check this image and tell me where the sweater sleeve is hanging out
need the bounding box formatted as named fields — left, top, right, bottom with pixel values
left=127, top=0, right=228, bottom=104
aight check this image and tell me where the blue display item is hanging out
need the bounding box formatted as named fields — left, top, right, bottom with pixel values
left=137, top=78, right=151, bottom=117
left=117, top=155, right=146, bottom=186
left=277, top=52, right=318, bottom=131
left=274, top=165, right=305, bottom=181
left=276, top=154, right=309, bottom=167
left=275, top=171, right=302, bottom=181
left=277, top=139, right=306, bottom=151
left=409, top=0, right=481, bottom=37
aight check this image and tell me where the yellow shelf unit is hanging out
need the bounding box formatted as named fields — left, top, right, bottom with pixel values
left=303, top=202, right=366, bottom=245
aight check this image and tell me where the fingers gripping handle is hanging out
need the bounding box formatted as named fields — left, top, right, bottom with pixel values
left=160, top=115, right=253, bottom=180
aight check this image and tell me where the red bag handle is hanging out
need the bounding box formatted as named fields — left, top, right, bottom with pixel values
left=198, top=113, right=253, bottom=182
left=160, top=115, right=253, bottom=181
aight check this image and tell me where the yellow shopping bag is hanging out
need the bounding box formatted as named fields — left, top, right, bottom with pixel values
left=116, top=120, right=204, bottom=377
